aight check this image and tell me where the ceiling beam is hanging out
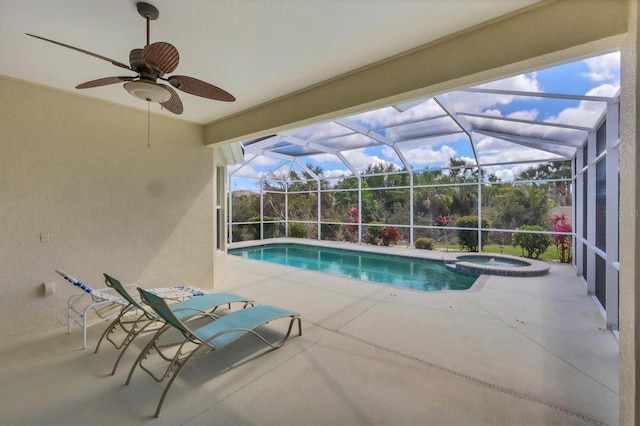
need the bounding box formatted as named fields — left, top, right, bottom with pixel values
left=204, top=0, right=627, bottom=146
left=334, top=118, right=394, bottom=147
left=473, top=130, right=575, bottom=158
left=282, top=136, right=341, bottom=156
left=459, top=87, right=616, bottom=103
left=458, top=112, right=593, bottom=131
left=473, top=128, right=583, bottom=148
left=433, top=95, right=479, bottom=166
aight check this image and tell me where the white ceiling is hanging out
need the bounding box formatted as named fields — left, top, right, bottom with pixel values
left=0, top=0, right=540, bottom=125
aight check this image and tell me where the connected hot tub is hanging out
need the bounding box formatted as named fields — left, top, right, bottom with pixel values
left=446, top=254, right=549, bottom=277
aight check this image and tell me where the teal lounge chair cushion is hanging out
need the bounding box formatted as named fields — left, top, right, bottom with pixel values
left=192, top=305, right=299, bottom=348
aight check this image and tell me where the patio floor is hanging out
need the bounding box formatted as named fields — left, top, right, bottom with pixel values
left=0, top=242, right=619, bottom=425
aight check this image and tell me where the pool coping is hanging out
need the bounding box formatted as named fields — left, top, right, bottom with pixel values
left=448, top=253, right=550, bottom=277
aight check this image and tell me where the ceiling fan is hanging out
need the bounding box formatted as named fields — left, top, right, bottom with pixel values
left=26, top=2, right=235, bottom=115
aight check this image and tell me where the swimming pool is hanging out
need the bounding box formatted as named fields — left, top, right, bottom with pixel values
left=228, top=243, right=476, bottom=292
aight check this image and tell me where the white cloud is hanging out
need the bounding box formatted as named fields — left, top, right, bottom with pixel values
left=252, top=155, right=281, bottom=167
left=228, top=153, right=285, bottom=178
left=581, top=51, right=620, bottom=83
left=322, top=169, right=353, bottom=179
left=507, top=109, right=539, bottom=121
left=348, top=99, right=442, bottom=130
left=442, top=72, right=544, bottom=114
left=303, top=153, right=342, bottom=165
left=543, top=83, right=619, bottom=138
left=341, top=148, right=398, bottom=172
left=479, top=72, right=543, bottom=93
left=459, top=156, right=477, bottom=165
left=475, top=136, right=563, bottom=166
left=390, top=144, right=457, bottom=167
left=586, top=83, right=620, bottom=98
left=490, top=166, right=524, bottom=181
left=482, top=109, right=503, bottom=117
left=492, top=167, right=516, bottom=181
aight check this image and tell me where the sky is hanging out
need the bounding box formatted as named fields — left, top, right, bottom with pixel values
left=229, top=51, right=620, bottom=191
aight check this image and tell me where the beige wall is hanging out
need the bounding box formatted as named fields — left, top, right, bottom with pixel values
left=619, top=0, right=640, bottom=423
left=0, top=76, right=217, bottom=341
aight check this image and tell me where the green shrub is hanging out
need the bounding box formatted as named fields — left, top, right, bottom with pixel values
left=513, top=225, right=552, bottom=259
left=455, top=216, right=491, bottom=252
left=249, top=215, right=277, bottom=239
left=414, top=237, right=434, bottom=250
left=231, top=224, right=255, bottom=242
left=365, top=222, right=384, bottom=245
left=288, top=222, right=306, bottom=238
left=380, top=226, right=402, bottom=246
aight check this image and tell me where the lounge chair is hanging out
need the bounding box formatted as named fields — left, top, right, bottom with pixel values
left=127, top=287, right=302, bottom=418
left=55, top=269, right=207, bottom=349
left=99, top=273, right=254, bottom=374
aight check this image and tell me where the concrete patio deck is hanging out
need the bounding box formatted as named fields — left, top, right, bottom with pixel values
left=0, top=245, right=619, bottom=425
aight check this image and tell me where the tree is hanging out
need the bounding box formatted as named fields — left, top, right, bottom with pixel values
left=334, top=177, right=378, bottom=222
left=517, top=161, right=572, bottom=206
left=231, top=191, right=259, bottom=222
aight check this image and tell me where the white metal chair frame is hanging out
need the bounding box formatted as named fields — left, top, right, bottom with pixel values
left=54, top=269, right=206, bottom=349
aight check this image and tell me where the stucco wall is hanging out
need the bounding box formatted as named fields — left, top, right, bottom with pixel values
left=619, top=0, right=640, bottom=422
left=0, top=76, right=216, bottom=341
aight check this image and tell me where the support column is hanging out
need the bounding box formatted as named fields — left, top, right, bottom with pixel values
left=619, top=0, right=640, bottom=422
left=228, top=173, right=233, bottom=243
left=409, top=170, right=414, bottom=247
left=574, top=148, right=583, bottom=278
left=317, top=179, right=321, bottom=240
left=285, top=182, right=289, bottom=237
left=605, top=101, right=620, bottom=330
left=358, top=177, right=362, bottom=244
left=587, top=132, right=596, bottom=295
left=260, top=179, right=264, bottom=240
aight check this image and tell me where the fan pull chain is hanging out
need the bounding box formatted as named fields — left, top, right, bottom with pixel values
left=147, top=102, right=151, bottom=148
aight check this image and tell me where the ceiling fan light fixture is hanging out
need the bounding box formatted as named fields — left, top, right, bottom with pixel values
left=124, top=80, right=171, bottom=103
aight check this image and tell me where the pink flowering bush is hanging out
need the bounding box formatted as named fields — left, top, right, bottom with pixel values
left=437, top=214, right=450, bottom=248
left=345, top=206, right=359, bottom=241
left=379, top=226, right=402, bottom=246
left=436, top=214, right=449, bottom=226
left=550, top=213, right=572, bottom=263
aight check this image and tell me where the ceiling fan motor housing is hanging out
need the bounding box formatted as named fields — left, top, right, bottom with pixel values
left=124, top=80, right=171, bottom=103
left=129, top=49, right=147, bottom=71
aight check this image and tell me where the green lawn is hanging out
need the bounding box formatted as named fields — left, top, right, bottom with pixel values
left=433, top=243, right=563, bottom=261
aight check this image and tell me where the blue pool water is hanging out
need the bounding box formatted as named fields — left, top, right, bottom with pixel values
left=229, top=243, right=476, bottom=292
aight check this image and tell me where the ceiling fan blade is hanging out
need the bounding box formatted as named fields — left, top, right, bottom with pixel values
left=159, top=84, right=183, bottom=115
left=26, top=33, right=132, bottom=71
left=76, top=76, right=135, bottom=89
left=142, top=42, right=179, bottom=74
left=168, top=75, right=235, bottom=102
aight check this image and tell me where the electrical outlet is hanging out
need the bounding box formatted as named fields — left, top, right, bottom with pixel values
left=43, top=282, right=54, bottom=296
left=40, top=232, right=49, bottom=243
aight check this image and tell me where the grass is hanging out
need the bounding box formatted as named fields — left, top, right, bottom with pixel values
left=482, top=244, right=561, bottom=261
left=433, top=243, right=565, bottom=262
